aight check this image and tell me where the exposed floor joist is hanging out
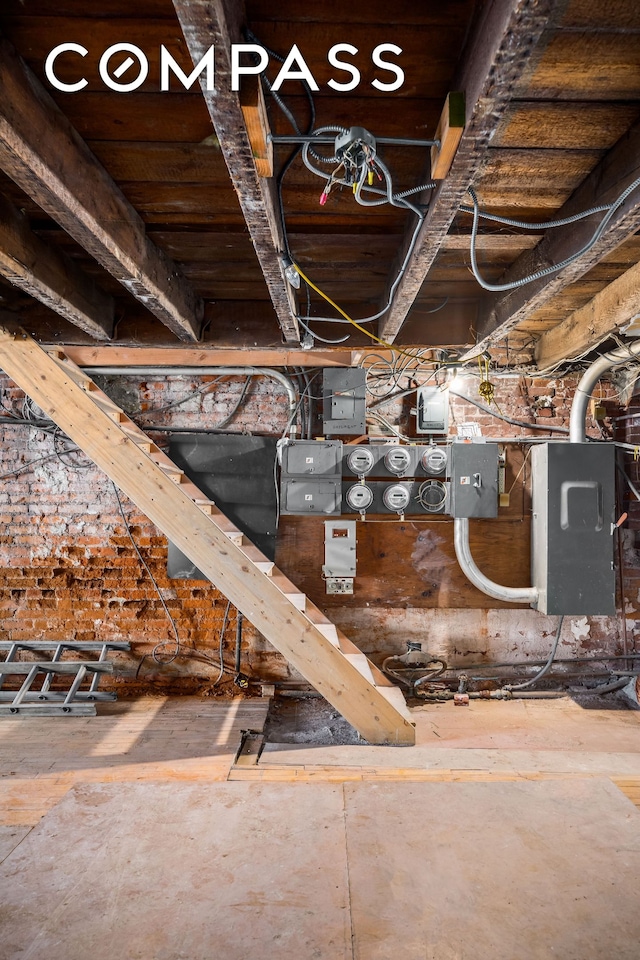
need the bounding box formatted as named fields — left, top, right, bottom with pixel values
left=0, top=36, right=203, bottom=342
left=378, top=0, right=553, bottom=343
left=472, top=119, right=640, bottom=359
left=0, top=193, right=114, bottom=340
left=173, top=0, right=300, bottom=344
left=535, top=259, right=640, bottom=370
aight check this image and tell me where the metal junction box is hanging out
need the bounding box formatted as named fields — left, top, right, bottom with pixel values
left=416, top=385, right=449, bottom=434
left=450, top=443, right=499, bottom=518
left=281, top=478, right=342, bottom=515
left=322, top=368, right=366, bottom=435
left=281, top=439, right=342, bottom=477
left=531, top=442, right=615, bottom=615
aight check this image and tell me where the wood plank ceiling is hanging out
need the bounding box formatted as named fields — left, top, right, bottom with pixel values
left=0, top=0, right=638, bottom=368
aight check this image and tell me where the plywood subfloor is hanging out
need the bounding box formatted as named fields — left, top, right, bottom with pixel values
left=236, top=698, right=640, bottom=784
left=0, top=696, right=269, bottom=826
left=1, top=778, right=640, bottom=960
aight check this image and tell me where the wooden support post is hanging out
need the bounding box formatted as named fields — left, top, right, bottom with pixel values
left=431, top=93, right=465, bottom=181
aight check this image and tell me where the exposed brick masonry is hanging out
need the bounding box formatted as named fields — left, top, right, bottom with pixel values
left=0, top=367, right=633, bottom=695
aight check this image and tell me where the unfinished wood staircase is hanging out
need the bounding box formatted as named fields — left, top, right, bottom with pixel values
left=0, top=324, right=415, bottom=745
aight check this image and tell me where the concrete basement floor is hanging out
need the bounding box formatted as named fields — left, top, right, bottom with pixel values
left=1, top=695, right=640, bottom=959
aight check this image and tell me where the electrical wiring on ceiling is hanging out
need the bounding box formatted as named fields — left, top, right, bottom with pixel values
left=464, top=176, right=640, bottom=293
left=264, top=86, right=640, bottom=347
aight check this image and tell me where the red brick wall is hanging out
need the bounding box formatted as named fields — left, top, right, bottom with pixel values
left=0, top=373, right=294, bottom=693
left=0, top=367, right=632, bottom=695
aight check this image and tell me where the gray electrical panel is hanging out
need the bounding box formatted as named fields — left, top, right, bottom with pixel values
left=322, top=368, right=366, bottom=435
left=281, top=439, right=342, bottom=477
left=280, top=439, right=343, bottom=515
left=416, top=385, right=449, bottom=434
left=531, top=443, right=615, bottom=615
left=450, top=443, right=499, bottom=518
left=281, top=478, right=342, bottom=515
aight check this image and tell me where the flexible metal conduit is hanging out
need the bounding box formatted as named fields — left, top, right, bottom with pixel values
left=77, top=366, right=299, bottom=434
left=453, top=517, right=539, bottom=605
left=570, top=340, right=640, bottom=442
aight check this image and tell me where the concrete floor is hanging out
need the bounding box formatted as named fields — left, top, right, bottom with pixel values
left=2, top=696, right=640, bottom=959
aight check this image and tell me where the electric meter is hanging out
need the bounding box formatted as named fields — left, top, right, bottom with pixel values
left=384, top=447, right=411, bottom=476
left=346, top=447, right=375, bottom=476
left=420, top=446, right=447, bottom=476
left=382, top=483, right=411, bottom=512
left=345, top=484, right=374, bottom=512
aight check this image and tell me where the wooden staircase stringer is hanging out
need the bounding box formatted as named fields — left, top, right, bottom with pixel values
left=0, top=325, right=414, bottom=745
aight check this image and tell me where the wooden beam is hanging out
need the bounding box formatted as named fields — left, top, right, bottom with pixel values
left=535, top=259, right=640, bottom=369
left=58, top=345, right=356, bottom=368
left=473, top=119, right=640, bottom=356
left=173, top=0, right=300, bottom=344
left=240, top=77, right=274, bottom=178
left=0, top=35, right=203, bottom=342
left=0, top=192, right=113, bottom=341
left=378, top=0, right=553, bottom=343
left=430, top=92, right=465, bottom=181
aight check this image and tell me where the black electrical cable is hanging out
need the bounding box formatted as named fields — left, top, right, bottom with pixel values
left=449, top=388, right=570, bottom=434
left=111, top=481, right=182, bottom=664
left=504, top=617, right=565, bottom=691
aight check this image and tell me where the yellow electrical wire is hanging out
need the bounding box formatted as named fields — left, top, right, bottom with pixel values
left=293, top=263, right=426, bottom=362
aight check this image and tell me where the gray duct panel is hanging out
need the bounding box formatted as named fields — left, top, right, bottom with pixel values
left=167, top=435, right=278, bottom=579
left=531, top=443, right=616, bottom=615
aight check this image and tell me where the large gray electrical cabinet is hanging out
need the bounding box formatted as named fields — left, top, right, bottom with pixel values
left=322, top=368, right=366, bottom=435
left=531, top=442, right=615, bottom=615
left=450, top=443, right=499, bottom=518
left=280, top=439, right=343, bottom=516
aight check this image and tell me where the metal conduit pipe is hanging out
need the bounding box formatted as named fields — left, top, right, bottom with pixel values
left=453, top=517, right=539, bottom=605
left=570, top=340, right=640, bottom=442
left=77, top=366, right=299, bottom=435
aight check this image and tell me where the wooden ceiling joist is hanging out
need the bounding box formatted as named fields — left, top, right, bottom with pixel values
left=472, top=120, right=640, bottom=358
left=535, top=259, right=640, bottom=370
left=378, top=0, right=553, bottom=343
left=0, top=192, right=114, bottom=340
left=173, top=0, right=300, bottom=344
left=0, top=35, right=203, bottom=342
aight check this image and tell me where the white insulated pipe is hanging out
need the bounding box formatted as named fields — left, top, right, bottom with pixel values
left=570, top=340, right=640, bottom=442
left=453, top=517, right=539, bottom=605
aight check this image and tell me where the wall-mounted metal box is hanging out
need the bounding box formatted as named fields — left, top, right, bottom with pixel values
left=281, top=439, right=342, bottom=477
left=322, top=368, right=366, bottom=435
left=416, top=385, right=449, bottom=434
left=281, top=478, right=342, bottom=515
left=450, top=443, right=499, bottom=518
left=531, top=442, right=615, bottom=615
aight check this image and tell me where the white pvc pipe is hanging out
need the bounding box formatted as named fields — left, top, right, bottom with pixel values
left=570, top=340, right=640, bottom=442
left=453, top=518, right=538, bottom=605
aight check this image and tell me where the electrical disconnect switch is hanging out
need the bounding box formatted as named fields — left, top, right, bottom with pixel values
left=323, top=520, right=357, bottom=594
